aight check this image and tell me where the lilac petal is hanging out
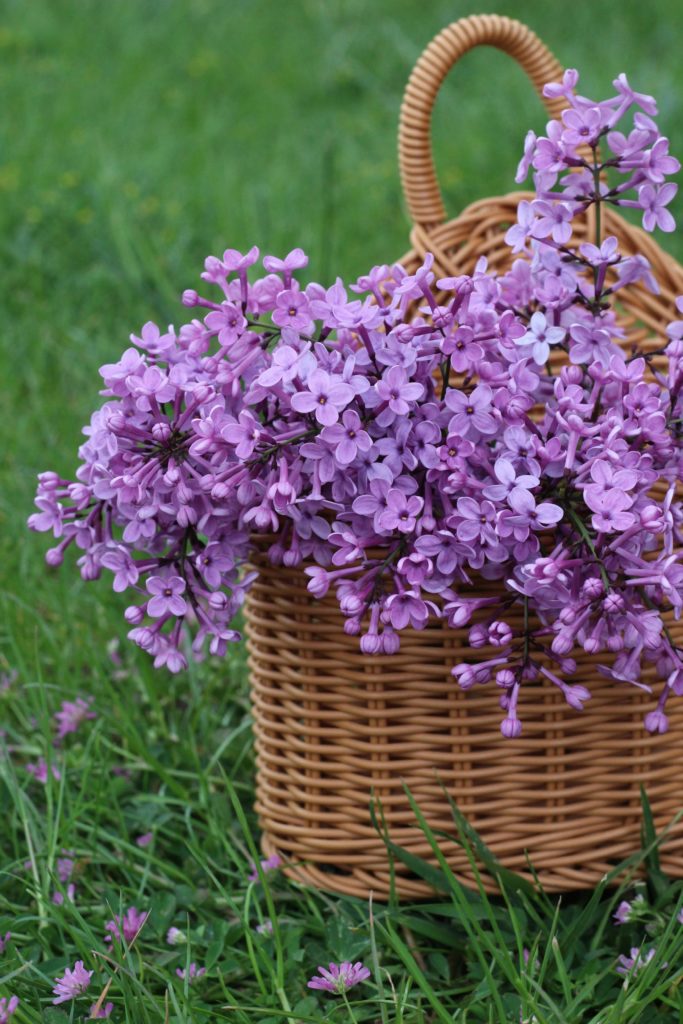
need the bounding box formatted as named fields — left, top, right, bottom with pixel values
left=336, top=439, right=357, bottom=464
left=291, top=392, right=319, bottom=414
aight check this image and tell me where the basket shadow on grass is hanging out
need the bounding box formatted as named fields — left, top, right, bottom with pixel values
left=362, top=784, right=683, bottom=1024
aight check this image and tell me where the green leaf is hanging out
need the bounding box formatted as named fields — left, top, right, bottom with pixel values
left=292, top=996, right=318, bottom=1017
left=445, top=794, right=537, bottom=899
left=640, top=784, right=669, bottom=898
left=42, top=1011, right=70, bottom=1024
left=148, top=890, right=177, bottom=933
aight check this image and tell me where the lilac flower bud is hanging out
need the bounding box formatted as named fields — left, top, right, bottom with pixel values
left=551, top=630, right=574, bottom=655
left=360, top=632, right=382, bottom=654
left=603, top=592, right=625, bottom=614
left=38, top=471, right=61, bottom=489
left=469, top=624, right=488, bottom=648
left=282, top=547, right=303, bottom=567
left=340, top=592, right=363, bottom=615
left=563, top=684, right=591, bottom=710
left=208, top=592, right=228, bottom=611
left=182, top=289, right=199, bottom=306
left=45, top=547, right=64, bottom=567
left=128, top=626, right=155, bottom=650
left=521, top=661, right=539, bottom=681
left=267, top=542, right=286, bottom=566
left=305, top=567, right=330, bottom=598
left=559, top=606, right=576, bottom=624
left=606, top=634, right=624, bottom=652
left=499, top=693, right=510, bottom=710
left=124, top=605, right=145, bottom=624
left=582, top=577, right=604, bottom=600
left=559, top=658, right=577, bottom=674
left=452, top=664, right=477, bottom=689
left=343, top=617, right=361, bottom=636
left=177, top=505, right=197, bottom=527
left=211, top=482, right=231, bottom=501
left=488, top=621, right=513, bottom=647
left=640, top=505, right=665, bottom=530
left=560, top=365, right=584, bottom=385
left=151, top=422, right=171, bottom=443
left=644, top=709, right=669, bottom=734
left=496, top=669, right=516, bottom=688
left=381, top=628, right=400, bottom=654
left=501, top=716, right=522, bottom=738
left=79, top=554, right=101, bottom=581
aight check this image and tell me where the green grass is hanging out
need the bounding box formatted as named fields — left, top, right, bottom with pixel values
left=3, top=0, right=683, bottom=1019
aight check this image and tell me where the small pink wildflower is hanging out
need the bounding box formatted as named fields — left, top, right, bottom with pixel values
left=248, top=853, right=282, bottom=882
left=54, top=696, right=96, bottom=740
left=53, top=883, right=76, bottom=905
left=136, top=831, right=153, bottom=848
left=0, top=932, right=10, bottom=954
left=26, top=758, right=61, bottom=783
left=166, top=927, right=186, bottom=945
left=307, top=961, right=371, bottom=994
left=52, top=960, right=93, bottom=1004
left=0, top=669, right=17, bottom=693
left=616, top=946, right=658, bottom=976
left=104, top=906, right=148, bottom=944
left=0, top=996, right=19, bottom=1023
left=57, top=853, right=75, bottom=882
left=255, top=919, right=274, bottom=936
left=677, top=907, right=683, bottom=924
left=176, top=962, right=206, bottom=983
left=89, top=1002, right=114, bottom=1019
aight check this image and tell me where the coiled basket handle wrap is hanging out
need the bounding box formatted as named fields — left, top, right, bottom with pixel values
left=398, top=14, right=566, bottom=232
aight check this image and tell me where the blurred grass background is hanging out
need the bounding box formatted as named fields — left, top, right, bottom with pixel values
left=1, top=0, right=683, bottom=683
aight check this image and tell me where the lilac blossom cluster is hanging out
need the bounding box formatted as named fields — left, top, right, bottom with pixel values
left=30, top=71, right=683, bottom=735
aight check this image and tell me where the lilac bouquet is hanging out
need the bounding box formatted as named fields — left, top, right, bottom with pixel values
left=30, top=70, right=683, bottom=736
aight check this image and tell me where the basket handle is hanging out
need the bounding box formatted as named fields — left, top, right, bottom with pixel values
left=398, top=14, right=567, bottom=231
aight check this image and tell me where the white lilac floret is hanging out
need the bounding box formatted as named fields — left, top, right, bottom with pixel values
left=30, top=70, right=683, bottom=736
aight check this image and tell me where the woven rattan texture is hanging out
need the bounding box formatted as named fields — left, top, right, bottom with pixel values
left=244, top=14, right=683, bottom=898
left=247, top=563, right=683, bottom=898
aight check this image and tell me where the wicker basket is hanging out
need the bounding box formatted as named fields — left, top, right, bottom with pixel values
left=244, top=14, right=683, bottom=899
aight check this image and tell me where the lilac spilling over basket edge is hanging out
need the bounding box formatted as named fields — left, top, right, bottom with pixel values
left=30, top=69, right=683, bottom=737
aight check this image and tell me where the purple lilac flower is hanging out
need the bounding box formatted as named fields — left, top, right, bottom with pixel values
left=28, top=75, right=683, bottom=737
left=104, top=906, right=148, bottom=944
left=290, top=369, right=354, bottom=426
left=638, top=183, right=677, bottom=232
left=54, top=696, right=96, bottom=740
left=445, top=384, right=497, bottom=438
left=52, top=960, right=93, bottom=1004
left=307, top=961, right=371, bottom=994
left=321, top=410, right=372, bottom=465
left=515, top=312, right=565, bottom=365
left=145, top=575, right=187, bottom=618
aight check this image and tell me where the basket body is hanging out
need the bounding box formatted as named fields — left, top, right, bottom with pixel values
left=244, top=14, right=683, bottom=898
left=246, top=560, right=683, bottom=898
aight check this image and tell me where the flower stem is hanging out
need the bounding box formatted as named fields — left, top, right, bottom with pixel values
left=564, top=505, right=611, bottom=592
left=341, top=989, right=360, bottom=1024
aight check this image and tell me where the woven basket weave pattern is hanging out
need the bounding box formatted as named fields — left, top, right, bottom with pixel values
left=244, top=14, right=683, bottom=898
